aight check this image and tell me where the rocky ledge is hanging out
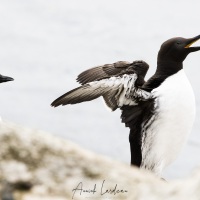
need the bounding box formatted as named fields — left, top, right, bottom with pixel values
left=0, top=120, right=200, bottom=200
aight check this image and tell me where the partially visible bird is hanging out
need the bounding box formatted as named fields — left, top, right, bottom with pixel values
left=0, top=74, right=14, bottom=121
left=51, top=35, right=200, bottom=177
left=0, top=74, right=14, bottom=83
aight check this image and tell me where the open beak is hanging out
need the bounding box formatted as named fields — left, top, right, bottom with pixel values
left=185, top=35, right=200, bottom=52
left=0, top=75, right=14, bottom=83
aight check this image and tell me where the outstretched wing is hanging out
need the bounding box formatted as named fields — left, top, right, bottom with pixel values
left=52, top=60, right=151, bottom=168
left=76, top=60, right=149, bottom=85
left=51, top=74, right=152, bottom=111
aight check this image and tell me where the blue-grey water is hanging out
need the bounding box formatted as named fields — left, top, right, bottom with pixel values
left=0, top=0, right=200, bottom=179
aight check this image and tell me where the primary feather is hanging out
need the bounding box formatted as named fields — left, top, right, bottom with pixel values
left=76, top=60, right=149, bottom=85
left=51, top=73, right=151, bottom=110
left=51, top=60, right=150, bottom=110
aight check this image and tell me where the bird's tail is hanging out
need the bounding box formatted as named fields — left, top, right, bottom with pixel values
left=51, top=84, right=111, bottom=107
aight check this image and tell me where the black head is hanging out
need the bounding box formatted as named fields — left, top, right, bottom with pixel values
left=158, top=35, right=200, bottom=63
left=0, top=74, right=14, bottom=83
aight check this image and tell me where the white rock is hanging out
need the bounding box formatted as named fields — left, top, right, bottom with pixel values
left=0, top=120, right=199, bottom=200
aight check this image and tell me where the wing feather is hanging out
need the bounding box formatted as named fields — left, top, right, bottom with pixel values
left=52, top=60, right=151, bottom=168
left=76, top=60, right=149, bottom=85
left=51, top=77, right=122, bottom=107
left=52, top=73, right=152, bottom=111
left=76, top=61, right=132, bottom=85
left=51, top=85, right=105, bottom=107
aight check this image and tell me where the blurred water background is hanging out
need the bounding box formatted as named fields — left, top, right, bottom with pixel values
left=0, top=0, right=200, bottom=179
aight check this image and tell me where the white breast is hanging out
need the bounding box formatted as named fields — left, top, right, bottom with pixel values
left=141, top=69, right=196, bottom=176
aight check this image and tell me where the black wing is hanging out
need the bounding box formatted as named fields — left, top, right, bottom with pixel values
left=120, top=99, right=155, bottom=167
left=51, top=73, right=152, bottom=110
left=76, top=60, right=149, bottom=85
left=52, top=60, right=152, bottom=168
left=52, top=60, right=150, bottom=111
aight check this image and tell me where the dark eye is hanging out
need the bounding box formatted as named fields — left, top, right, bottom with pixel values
left=176, top=42, right=181, bottom=45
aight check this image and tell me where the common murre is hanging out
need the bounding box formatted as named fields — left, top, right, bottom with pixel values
left=0, top=74, right=14, bottom=83
left=0, top=74, right=14, bottom=122
left=51, top=35, right=200, bottom=176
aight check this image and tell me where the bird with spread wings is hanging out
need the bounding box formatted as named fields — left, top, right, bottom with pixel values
left=51, top=35, right=200, bottom=176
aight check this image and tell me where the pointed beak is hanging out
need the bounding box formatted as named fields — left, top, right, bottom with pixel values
left=185, top=35, right=200, bottom=52
left=0, top=75, right=14, bottom=83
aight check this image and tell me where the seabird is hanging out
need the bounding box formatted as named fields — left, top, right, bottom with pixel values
left=0, top=74, right=13, bottom=83
left=51, top=35, right=200, bottom=176
left=0, top=74, right=14, bottom=121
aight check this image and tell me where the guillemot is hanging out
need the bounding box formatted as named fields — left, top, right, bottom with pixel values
left=51, top=35, right=200, bottom=176
left=0, top=74, right=14, bottom=83
left=0, top=74, right=14, bottom=122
